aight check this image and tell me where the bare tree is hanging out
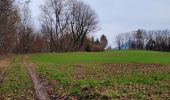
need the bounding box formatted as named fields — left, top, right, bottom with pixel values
left=40, top=0, right=69, bottom=52
left=116, top=34, right=123, bottom=50
left=117, top=29, right=170, bottom=52
left=17, top=0, right=33, bottom=53
left=0, top=0, right=20, bottom=54
left=68, top=0, right=98, bottom=50
left=40, top=0, right=99, bottom=52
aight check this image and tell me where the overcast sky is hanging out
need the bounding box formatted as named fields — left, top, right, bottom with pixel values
left=30, top=0, right=170, bottom=47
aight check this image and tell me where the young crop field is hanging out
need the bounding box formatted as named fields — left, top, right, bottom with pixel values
left=30, top=50, right=170, bottom=99
left=0, top=50, right=170, bottom=99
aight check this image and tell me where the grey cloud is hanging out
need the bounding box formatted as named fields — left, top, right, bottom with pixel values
left=30, top=0, right=170, bottom=47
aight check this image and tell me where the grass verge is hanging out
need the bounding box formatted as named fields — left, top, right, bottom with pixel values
left=0, top=56, right=34, bottom=99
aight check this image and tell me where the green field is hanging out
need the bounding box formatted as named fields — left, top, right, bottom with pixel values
left=31, top=50, right=170, bottom=64
left=30, top=50, right=170, bottom=99
left=0, top=50, right=170, bottom=99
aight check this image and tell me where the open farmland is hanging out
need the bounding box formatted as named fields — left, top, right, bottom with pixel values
left=28, top=50, right=170, bottom=99
left=1, top=0, right=170, bottom=99
left=0, top=50, right=170, bottom=99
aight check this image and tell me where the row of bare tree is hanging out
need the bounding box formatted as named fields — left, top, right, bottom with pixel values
left=0, top=0, right=20, bottom=53
left=116, top=29, right=170, bottom=51
left=0, top=0, right=108, bottom=54
left=40, top=0, right=99, bottom=52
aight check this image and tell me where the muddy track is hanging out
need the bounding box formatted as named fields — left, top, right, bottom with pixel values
left=24, top=61, right=50, bottom=100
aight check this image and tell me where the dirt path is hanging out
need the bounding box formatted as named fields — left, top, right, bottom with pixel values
left=24, top=61, right=50, bottom=100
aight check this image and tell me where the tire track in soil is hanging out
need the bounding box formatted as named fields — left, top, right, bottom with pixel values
left=24, top=61, right=50, bottom=100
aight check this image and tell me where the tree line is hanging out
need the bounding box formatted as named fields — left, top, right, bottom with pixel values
left=0, top=0, right=108, bottom=54
left=116, top=29, right=170, bottom=52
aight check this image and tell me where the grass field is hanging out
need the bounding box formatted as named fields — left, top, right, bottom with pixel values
left=29, top=50, right=170, bottom=99
left=0, top=56, right=34, bottom=99
left=0, top=50, right=170, bottom=99
left=31, top=50, right=170, bottom=64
